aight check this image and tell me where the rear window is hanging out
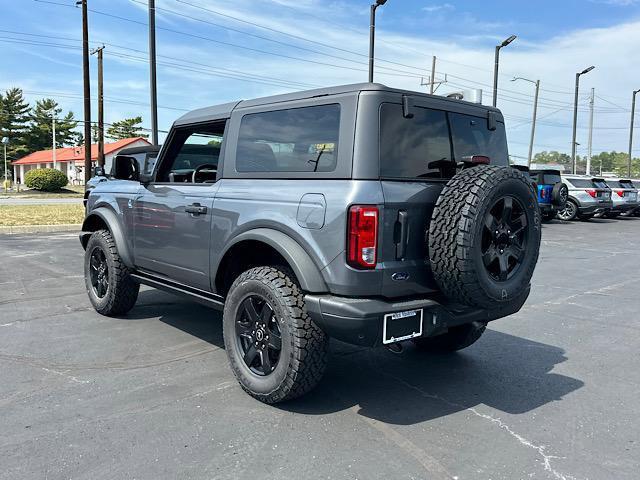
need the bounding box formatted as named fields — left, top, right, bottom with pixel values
left=541, top=173, right=561, bottom=185
left=379, top=103, right=508, bottom=179
left=593, top=179, right=609, bottom=188
left=617, top=180, right=635, bottom=189
left=566, top=178, right=594, bottom=188
left=449, top=113, right=508, bottom=166
left=236, top=104, right=340, bottom=173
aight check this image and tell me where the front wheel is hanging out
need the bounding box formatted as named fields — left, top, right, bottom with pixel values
left=84, top=229, right=139, bottom=316
left=223, top=267, right=329, bottom=404
left=557, top=200, right=578, bottom=221
left=413, top=322, right=486, bottom=353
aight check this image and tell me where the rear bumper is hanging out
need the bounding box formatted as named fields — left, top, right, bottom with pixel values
left=578, top=201, right=612, bottom=215
left=305, top=288, right=530, bottom=347
left=611, top=202, right=638, bottom=213
left=539, top=203, right=555, bottom=213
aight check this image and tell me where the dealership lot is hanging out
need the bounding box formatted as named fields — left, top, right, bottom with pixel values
left=1, top=218, right=639, bottom=480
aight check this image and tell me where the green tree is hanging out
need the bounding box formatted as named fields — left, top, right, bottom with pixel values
left=0, top=88, right=31, bottom=174
left=25, top=98, right=78, bottom=152
left=106, top=116, right=149, bottom=140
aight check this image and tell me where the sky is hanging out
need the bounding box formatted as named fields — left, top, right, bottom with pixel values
left=2, top=0, right=640, bottom=162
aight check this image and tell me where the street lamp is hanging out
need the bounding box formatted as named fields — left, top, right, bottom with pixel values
left=571, top=65, right=595, bottom=174
left=492, top=35, right=517, bottom=107
left=628, top=88, right=640, bottom=177
left=512, top=77, right=540, bottom=167
left=2, top=137, right=8, bottom=192
left=368, top=0, right=388, bottom=83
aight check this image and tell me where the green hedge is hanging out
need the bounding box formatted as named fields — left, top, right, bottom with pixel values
left=24, top=168, right=68, bottom=191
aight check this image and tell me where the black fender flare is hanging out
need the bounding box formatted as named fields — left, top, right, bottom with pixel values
left=79, top=207, right=134, bottom=268
left=221, top=228, right=328, bottom=293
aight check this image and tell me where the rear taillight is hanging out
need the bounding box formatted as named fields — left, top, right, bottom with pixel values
left=585, top=189, right=597, bottom=198
left=615, top=190, right=625, bottom=198
left=347, top=205, right=378, bottom=269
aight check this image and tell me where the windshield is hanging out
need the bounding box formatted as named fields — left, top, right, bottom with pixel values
left=379, top=103, right=508, bottom=179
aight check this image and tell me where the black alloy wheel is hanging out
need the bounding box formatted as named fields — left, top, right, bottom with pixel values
left=89, top=246, right=109, bottom=298
left=235, top=295, right=282, bottom=376
left=481, top=196, right=529, bottom=282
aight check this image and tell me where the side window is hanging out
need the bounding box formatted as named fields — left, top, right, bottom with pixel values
left=379, top=103, right=453, bottom=179
left=449, top=113, right=509, bottom=166
left=157, top=122, right=225, bottom=183
left=236, top=104, right=340, bottom=173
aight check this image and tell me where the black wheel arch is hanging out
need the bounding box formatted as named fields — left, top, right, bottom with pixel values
left=80, top=207, right=134, bottom=269
left=215, top=228, right=328, bottom=296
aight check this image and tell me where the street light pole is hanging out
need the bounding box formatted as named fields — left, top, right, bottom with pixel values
left=571, top=66, right=595, bottom=174
left=628, top=89, right=639, bottom=178
left=52, top=112, right=56, bottom=170
left=91, top=45, right=106, bottom=167
left=512, top=77, right=539, bottom=167
left=368, top=0, right=388, bottom=83
left=493, top=35, right=517, bottom=107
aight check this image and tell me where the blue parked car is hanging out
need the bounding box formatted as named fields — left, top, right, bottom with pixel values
left=529, top=169, right=568, bottom=221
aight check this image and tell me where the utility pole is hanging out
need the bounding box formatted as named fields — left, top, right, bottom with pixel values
left=91, top=45, right=105, bottom=167
left=148, top=0, right=159, bottom=145
left=629, top=89, right=639, bottom=178
left=430, top=56, right=436, bottom=94
left=52, top=113, right=57, bottom=170
left=571, top=66, right=595, bottom=174
left=587, top=88, right=594, bottom=175
left=78, top=0, right=92, bottom=183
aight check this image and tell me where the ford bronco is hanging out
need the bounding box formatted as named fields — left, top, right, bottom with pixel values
left=80, top=83, right=541, bottom=403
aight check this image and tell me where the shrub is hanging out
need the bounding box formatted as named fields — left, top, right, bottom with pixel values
left=24, top=168, right=68, bottom=191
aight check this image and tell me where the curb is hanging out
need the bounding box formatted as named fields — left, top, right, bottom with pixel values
left=0, top=224, right=82, bottom=235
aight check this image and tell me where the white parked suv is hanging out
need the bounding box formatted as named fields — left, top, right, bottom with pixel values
left=603, top=177, right=638, bottom=218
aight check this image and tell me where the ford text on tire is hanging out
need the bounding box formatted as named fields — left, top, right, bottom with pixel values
left=80, top=83, right=541, bottom=403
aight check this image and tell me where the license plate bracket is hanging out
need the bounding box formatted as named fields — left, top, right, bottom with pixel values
left=383, top=309, right=423, bottom=344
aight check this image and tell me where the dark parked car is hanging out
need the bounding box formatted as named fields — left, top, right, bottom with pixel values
left=80, top=83, right=541, bottom=403
left=84, top=145, right=161, bottom=206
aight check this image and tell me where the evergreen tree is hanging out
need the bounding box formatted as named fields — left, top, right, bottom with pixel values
left=0, top=88, right=31, bottom=163
left=106, top=116, right=149, bottom=140
left=25, top=98, right=78, bottom=152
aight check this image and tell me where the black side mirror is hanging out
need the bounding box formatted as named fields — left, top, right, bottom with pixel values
left=139, top=173, right=153, bottom=184
left=93, top=166, right=106, bottom=177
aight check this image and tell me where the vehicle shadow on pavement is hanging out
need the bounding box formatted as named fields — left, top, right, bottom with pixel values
left=131, top=290, right=584, bottom=426
left=284, top=331, right=585, bottom=425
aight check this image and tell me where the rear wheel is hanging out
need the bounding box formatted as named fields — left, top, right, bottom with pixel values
left=413, top=322, right=486, bottom=353
left=557, top=200, right=578, bottom=221
left=223, top=266, right=329, bottom=404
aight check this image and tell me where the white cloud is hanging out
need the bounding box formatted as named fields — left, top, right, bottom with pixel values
left=423, top=3, right=455, bottom=13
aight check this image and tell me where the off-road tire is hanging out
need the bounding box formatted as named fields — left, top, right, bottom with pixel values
left=413, top=322, right=486, bottom=353
left=223, top=266, right=329, bottom=404
left=84, top=229, right=139, bottom=316
left=428, top=165, right=541, bottom=309
left=551, top=182, right=569, bottom=208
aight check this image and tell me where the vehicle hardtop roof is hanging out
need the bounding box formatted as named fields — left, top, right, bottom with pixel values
left=530, top=168, right=561, bottom=175
left=174, top=82, right=501, bottom=126
left=117, top=145, right=161, bottom=156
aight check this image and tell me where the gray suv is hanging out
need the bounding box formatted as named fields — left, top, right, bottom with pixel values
left=80, top=83, right=541, bottom=403
left=557, top=175, right=613, bottom=221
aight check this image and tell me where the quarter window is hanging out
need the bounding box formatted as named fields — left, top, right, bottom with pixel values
left=236, top=104, right=340, bottom=173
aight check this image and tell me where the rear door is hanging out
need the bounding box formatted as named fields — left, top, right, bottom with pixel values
left=378, top=100, right=509, bottom=297
left=132, top=122, right=225, bottom=291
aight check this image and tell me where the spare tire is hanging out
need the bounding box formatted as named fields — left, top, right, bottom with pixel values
left=428, top=165, right=541, bottom=309
left=551, top=182, right=569, bottom=208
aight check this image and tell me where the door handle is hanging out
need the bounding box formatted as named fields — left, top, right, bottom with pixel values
left=395, top=210, right=409, bottom=260
left=185, top=203, right=208, bottom=215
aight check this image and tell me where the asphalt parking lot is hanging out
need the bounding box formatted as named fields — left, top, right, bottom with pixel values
left=1, top=217, right=639, bottom=480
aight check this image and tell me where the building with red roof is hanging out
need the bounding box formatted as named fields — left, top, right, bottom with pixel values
left=12, top=137, right=151, bottom=185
